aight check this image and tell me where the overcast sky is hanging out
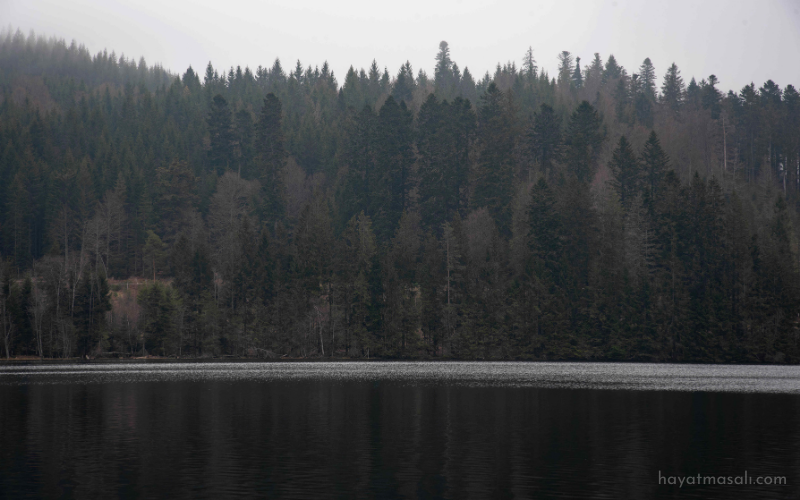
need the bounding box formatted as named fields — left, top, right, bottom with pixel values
left=3, top=0, right=799, bottom=93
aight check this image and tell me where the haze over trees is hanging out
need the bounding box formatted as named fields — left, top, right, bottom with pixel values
left=1, top=30, right=799, bottom=362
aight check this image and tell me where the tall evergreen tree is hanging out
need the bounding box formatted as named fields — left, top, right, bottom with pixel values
left=641, top=131, right=670, bottom=201
left=661, top=63, right=685, bottom=113
left=255, top=93, right=287, bottom=225
left=572, top=56, right=583, bottom=89
left=472, top=83, right=515, bottom=235
left=527, top=103, right=562, bottom=180
left=639, top=58, right=657, bottom=100
left=557, top=51, right=574, bottom=89
left=207, top=94, right=234, bottom=174
left=604, top=54, right=622, bottom=81
left=609, top=135, right=642, bottom=210
left=562, top=101, right=605, bottom=183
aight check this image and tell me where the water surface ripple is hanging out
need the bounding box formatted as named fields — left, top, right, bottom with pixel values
left=1, top=361, right=799, bottom=393
left=2, top=362, right=799, bottom=499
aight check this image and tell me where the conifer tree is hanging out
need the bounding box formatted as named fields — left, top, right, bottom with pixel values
left=562, top=101, right=605, bottom=183
left=207, top=94, right=234, bottom=174
left=639, top=58, right=657, bottom=100
left=557, top=51, right=574, bottom=89
left=604, top=54, right=622, bottom=81
left=472, top=83, right=515, bottom=236
left=392, top=61, right=415, bottom=104
left=572, top=56, right=583, bottom=89
left=661, top=63, right=685, bottom=113
left=609, top=135, right=642, bottom=210
left=641, top=131, right=670, bottom=201
left=434, top=41, right=455, bottom=99
left=522, top=47, right=537, bottom=81
left=255, top=93, right=287, bottom=225
left=527, top=103, right=562, bottom=180
left=372, top=96, right=414, bottom=242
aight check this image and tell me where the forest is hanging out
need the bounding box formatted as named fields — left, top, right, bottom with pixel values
left=0, top=30, right=799, bottom=362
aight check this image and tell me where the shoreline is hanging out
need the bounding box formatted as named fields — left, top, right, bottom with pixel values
left=0, top=357, right=795, bottom=366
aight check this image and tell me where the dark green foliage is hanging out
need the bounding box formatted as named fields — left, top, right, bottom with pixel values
left=207, top=94, right=234, bottom=174
left=255, top=93, right=286, bottom=225
left=661, top=63, right=685, bottom=113
left=572, top=57, right=583, bottom=89
left=372, top=96, right=414, bottom=242
left=526, top=103, right=562, bottom=180
left=609, top=135, right=642, bottom=210
left=0, top=32, right=798, bottom=363
left=562, top=101, right=604, bottom=182
left=641, top=131, right=669, bottom=200
left=472, top=83, right=515, bottom=236
left=417, top=94, right=476, bottom=232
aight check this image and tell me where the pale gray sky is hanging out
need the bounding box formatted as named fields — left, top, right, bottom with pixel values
left=3, top=0, right=799, bottom=93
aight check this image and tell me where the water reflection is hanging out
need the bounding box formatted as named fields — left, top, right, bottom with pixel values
left=1, top=363, right=798, bottom=499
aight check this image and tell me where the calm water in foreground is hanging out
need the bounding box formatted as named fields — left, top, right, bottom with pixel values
left=1, top=362, right=799, bottom=499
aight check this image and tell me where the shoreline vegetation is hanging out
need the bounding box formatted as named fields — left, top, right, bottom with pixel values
left=1, top=32, right=800, bottom=364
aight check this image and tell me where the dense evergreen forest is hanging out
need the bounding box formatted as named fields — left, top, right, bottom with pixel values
left=1, top=30, right=799, bottom=362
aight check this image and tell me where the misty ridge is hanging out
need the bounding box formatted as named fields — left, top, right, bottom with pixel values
left=0, top=28, right=799, bottom=364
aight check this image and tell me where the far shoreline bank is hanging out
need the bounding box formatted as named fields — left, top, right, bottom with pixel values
left=0, top=357, right=796, bottom=366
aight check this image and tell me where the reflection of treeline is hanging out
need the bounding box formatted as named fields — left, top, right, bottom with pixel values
left=0, top=32, right=799, bottom=362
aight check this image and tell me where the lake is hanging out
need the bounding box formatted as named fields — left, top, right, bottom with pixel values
left=1, top=362, right=799, bottom=499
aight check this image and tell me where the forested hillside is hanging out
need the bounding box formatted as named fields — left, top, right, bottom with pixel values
left=1, top=30, right=799, bottom=362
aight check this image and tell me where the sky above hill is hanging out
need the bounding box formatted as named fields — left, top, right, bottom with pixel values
left=3, top=0, right=799, bottom=93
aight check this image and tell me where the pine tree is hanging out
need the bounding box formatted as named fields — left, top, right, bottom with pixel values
left=660, top=63, right=685, bottom=113
left=572, top=56, right=583, bottom=89
left=701, top=75, right=722, bottom=118
left=234, top=108, right=254, bottom=178
left=562, top=101, right=605, bottom=183
left=604, top=54, right=622, bottom=81
left=372, top=96, right=414, bottom=242
left=641, top=131, right=670, bottom=201
left=434, top=41, right=455, bottom=99
left=638, top=58, right=657, bottom=100
left=472, top=83, right=515, bottom=236
left=526, top=103, right=562, bottom=180
left=522, top=47, right=537, bottom=81
left=255, top=93, right=287, bottom=225
left=609, top=135, right=642, bottom=210
left=207, top=94, right=234, bottom=174
left=557, top=51, right=574, bottom=89
left=686, top=77, right=701, bottom=109
left=585, top=53, right=603, bottom=88
left=525, top=179, right=564, bottom=351
left=392, top=61, right=415, bottom=104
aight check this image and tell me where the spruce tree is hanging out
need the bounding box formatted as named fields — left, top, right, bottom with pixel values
left=255, top=93, right=287, bottom=225
left=638, top=58, right=657, bottom=100
left=522, top=47, right=537, bottom=81
left=527, top=103, right=562, bottom=180
left=660, top=63, right=685, bottom=113
left=562, top=101, right=605, bottom=183
left=641, top=131, right=670, bottom=201
left=392, top=61, right=415, bottom=104
left=557, top=51, right=574, bottom=89
left=609, top=135, right=642, bottom=210
left=207, top=94, right=234, bottom=174
left=434, top=41, right=455, bottom=99
left=604, top=54, right=622, bottom=81
left=373, top=96, right=413, bottom=242
left=471, top=83, right=515, bottom=236
left=572, top=56, right=583, bottom=89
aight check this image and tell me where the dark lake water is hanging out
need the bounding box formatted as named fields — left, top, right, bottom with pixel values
left=1, top=362, right=799, bottom=499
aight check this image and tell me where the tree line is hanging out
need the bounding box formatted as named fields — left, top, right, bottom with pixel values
left=1, top=30, right=799, bottom=362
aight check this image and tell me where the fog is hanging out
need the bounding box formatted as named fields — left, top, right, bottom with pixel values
left=3, top=0, right=799, bottom=94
